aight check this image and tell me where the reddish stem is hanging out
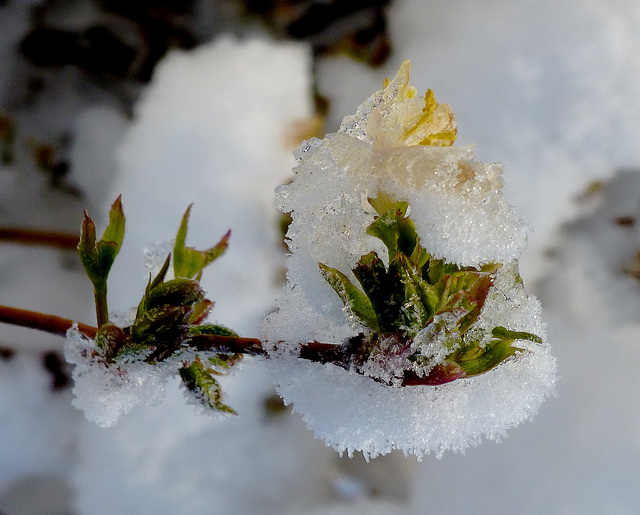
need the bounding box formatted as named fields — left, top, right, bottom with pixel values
left=0, top=305, right=97, bottom=338
left=188, top=334, right=266, bottom=356
left=0, top=304, right=266, bottom=356
left=0, top=305, right=450, bottom=386
left=0, top=227, right=79, bottom=250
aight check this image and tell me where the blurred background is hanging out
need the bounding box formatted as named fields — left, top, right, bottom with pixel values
left=2, top=0, right=640, bottom=513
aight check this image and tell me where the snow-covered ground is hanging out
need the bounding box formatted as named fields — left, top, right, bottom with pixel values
left=3, top=0, right=640, bottom=513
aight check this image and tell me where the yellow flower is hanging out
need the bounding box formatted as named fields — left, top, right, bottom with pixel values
left=367, top=60, right=457, bottom=149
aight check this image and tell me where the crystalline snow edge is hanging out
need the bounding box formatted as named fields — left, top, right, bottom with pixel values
left=269, top=343, right=557, bottom=461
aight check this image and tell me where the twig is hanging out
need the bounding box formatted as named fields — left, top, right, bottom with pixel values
left=0, top=305, right=97, bottom=338
left=0, top=304, right=268, bottom=356
left=188, top=334, right=266, bottom=356
left=0, top=227, right=79, bottom=250
left=0, top=304, right=437, bottom=386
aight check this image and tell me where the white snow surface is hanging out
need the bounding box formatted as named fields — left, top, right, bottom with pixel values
left=262, top=62, right=556, bottom=459
left=105, top=34, right=313, bottom=334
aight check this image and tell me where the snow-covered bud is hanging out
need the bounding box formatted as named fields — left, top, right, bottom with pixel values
left=261, top=60, right=557, bottom=459
left=67, top=203, right=240, bottom=426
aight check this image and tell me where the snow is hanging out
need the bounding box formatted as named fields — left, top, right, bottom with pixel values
left=0, top=352, right=80, bottom=494
left=64, top=324, right=239, bottom=428
left=3, top=0, right=640, bottom=512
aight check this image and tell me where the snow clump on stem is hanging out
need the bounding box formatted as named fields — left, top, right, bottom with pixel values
left=261, top=60, right=557, bottom=460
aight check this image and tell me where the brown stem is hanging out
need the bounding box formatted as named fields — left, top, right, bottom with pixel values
left=0, top=227, right=79, bottom=250
left=299, top=341, right=347, bottom=364
left=188, top=335, right=266, bottom=356
left=0, top=304, right=267, bottom=357
left=0, top=305, right=442, bottom=386
left=299, top=340, right=463, bottom=386
left=0, top=305, right=97, bottom=338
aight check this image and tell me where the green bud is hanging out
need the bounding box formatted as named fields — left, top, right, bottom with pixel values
left=132, top=305, right=191, bottom=342
left=95, top=323, right=127, bottom=361
left=147, top=278, right=204, bottom=310
left=78, top=196, right=126, bottom=327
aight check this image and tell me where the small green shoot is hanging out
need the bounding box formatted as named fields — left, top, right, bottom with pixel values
left=80, top=199, right=240, bottom=414
left=78, top=196, right=125, bottom=327
left=179, top=356, right=239, bottom=414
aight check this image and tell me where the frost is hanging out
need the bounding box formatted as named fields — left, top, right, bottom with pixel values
left=261, top=60, right=557, bottom=459
left=64, top=323, right=237, bottom=427
left=65, top=324, right=161, bottom=427
left=143, top=241, right=175, bottom=277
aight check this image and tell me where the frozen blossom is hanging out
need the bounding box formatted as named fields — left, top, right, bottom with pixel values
left=261, top=61, right=557, bottom=459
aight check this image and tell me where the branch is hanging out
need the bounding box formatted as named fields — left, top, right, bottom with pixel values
left=187, top=334, right=266, bottom=356
left=0, top=305, right=97, bottom=338
left=299, top=339, right=462, bottom=386
left=0, top=305, right=436, bottom=386
left=0, top=227, right=79, bottom=250
left=0, top=304, right=267, bottom=356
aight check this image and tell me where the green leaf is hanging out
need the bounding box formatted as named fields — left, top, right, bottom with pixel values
left=187, top=299, right=213, bottom=325
left=179, top=358, right=237, bottom=414
left=352, top=251, right=403, bottom=332
left=96, top=240, right=119, bottom=277
left=426, top=258, right=445, bottom=284
left=101, top=195, right=125, bottom=257
left=78, top=196, right=125, bottom=298
left=445, top=325, right=540, bottom=378
left=150, top=253, right=172, bottom=291
left=429, top=267, right=496, bottom=328
left=147, top=278, right=203, bottom=310
left=453, top=337, right=521, bottom=377
left=134, top=253, right=172, bottom=325
left=457, top=274, right=494, bottom=334
left=491, top=326, right=542, bottom=344
left=173, top=204, right=230, bottom=279
left=78, top=211, right=99, bottom=282
left=368, top=191, right=397, bottom=216
left=366, top=202, right=411, bottom=261
left=132, top=305, right=191, bottom=343
left=94, top=196, right=126, bottom=279
left=411, top=242, right=430, bottom=270
left=94, top=323, right=127, bottom=361
left=208, top=353, right=241, bottom=368
left=394, top=253, right=436, bottom=331
left=319, top=262, right=380, bottom=332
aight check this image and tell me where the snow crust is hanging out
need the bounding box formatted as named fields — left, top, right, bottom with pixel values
left=262, top=61, right=556, bottom=459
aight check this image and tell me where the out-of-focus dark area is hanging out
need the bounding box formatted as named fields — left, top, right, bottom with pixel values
left=2, top=0, right=393, bottom=194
